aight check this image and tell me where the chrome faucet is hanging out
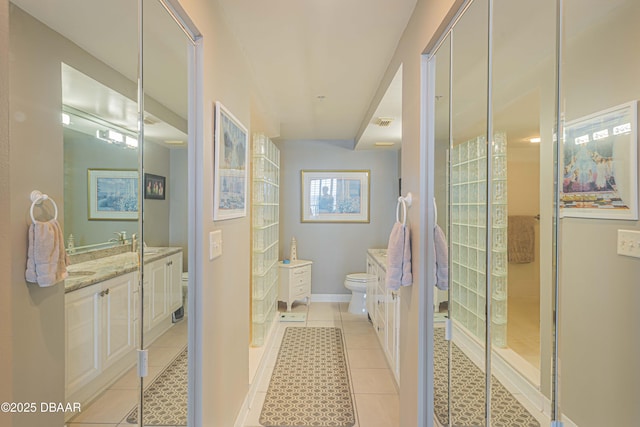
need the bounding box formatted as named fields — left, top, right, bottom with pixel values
left=109, top=231, right=128, bottom=245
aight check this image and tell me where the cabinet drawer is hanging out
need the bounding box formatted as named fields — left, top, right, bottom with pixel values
left=293, top=282, right=310, bottom=296
left=292, top=266, right=310, bottom=281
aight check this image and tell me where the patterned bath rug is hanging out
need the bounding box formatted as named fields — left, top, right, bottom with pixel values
left=279, top=312, right=307, bottom=322
left=126, top=347, right=187, bottom=425
left=433, top=328, right=540, bottom=427
left=260, top=327, right=355, bottom=427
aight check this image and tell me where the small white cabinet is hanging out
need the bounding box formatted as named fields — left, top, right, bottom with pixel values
left=278, top=260, right=312, bottom=311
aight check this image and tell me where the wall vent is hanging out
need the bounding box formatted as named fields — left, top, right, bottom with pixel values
left=376, top=117, right=394, bottom=127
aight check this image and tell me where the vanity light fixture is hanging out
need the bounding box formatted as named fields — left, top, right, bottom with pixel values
left=529, top=137, right=541, bottom=143
left=375, top=142, right=395, bottom=147
left=125, top=136, right=138, bottom=147
left=165, top=140, right=185, bottom=145
left=108, top=130, right=124, bottom=143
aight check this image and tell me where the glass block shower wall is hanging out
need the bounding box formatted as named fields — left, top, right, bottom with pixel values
left=251, top=134, right=280, bottom=346
left=450, top=132, right=508, bottom=347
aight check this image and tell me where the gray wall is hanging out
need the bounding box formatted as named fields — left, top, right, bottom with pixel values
left=558, top=1, right=640, bottom=424
left=277, top=140, right=399, bottom=295
left=0, top=0, right=12, bottom=424
left=8, top=6, right=67, bottom=426
left=142, top=140, right=172, bottom=247
left=64, top=128, right=138, bottom=246
left=169, top=148, right=188, bottom=270
left=64, top=128, right=176, bottom=251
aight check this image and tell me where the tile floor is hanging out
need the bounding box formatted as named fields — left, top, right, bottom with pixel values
left=65, top=318, right=188, bottom=427
left=64, top=298, right=540, bottom=427
left=507, top=296, right=540, bottom=369
left=65, top=301, right=400, bottom=427
left=243, top=301, right=400, bottom=427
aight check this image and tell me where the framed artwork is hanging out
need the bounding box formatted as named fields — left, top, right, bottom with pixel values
left=144, top=173, right=166, bottom=200
left=560, top=100, right=638, bottom=220
left=88, top=169, right=139, bottom=220
left=213, top=101, right=249, bottom=220
left=301, top=170, right=370, bottom=223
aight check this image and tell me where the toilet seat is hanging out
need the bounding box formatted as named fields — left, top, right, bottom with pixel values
left=345, top=273, right=376, bottom=283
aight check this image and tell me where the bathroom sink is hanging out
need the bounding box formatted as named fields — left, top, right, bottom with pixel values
left=67, top=270, right=96, bottom=277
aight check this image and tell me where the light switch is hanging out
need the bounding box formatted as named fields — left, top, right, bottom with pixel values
left=617, top=229, right=640, bottom=258
left=210, top=229, right=222, bottom=260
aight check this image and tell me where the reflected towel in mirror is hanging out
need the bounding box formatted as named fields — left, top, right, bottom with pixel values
left=507, top=216, right=535, bottom=263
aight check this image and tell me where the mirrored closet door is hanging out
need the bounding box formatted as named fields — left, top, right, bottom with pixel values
left=8, top=0, right=198, bottom=425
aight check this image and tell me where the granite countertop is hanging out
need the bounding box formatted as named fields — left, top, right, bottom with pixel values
left=368, top=248, right=387, bottom=272
left=65, top=247, right=182, bottom=293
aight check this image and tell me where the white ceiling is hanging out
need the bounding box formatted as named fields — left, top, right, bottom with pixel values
left=13, top=0, right=415, bottom=149
left=217, top=0, right=416, bottom=143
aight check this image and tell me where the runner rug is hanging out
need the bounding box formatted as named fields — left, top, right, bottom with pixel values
left=126, top=347, right=187, bottom=425
left=433, top=328, right=540, bottom=427
left=259, top=327, right=355, bottom=427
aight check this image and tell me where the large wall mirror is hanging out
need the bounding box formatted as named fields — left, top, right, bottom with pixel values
left=9, top=0, right=193, bottom=424
left=428, top=0, right=556, bottom=425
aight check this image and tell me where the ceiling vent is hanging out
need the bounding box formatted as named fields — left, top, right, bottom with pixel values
left=375, top=117, right=394, bottom=127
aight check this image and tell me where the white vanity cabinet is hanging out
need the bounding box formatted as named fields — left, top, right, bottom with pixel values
left=65, top=271, right=136, bottom=401
left=278, top=260, right=312, bottom=311
left=65, top=249, right=182, bottom=409
left=366, top=251, right=401, bottom=385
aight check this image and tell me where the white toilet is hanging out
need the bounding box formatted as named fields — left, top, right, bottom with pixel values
left=344, top=273, right=377, bottom=314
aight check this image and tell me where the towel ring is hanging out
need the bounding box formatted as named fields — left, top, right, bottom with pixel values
left=396, top=192, right=413, bottom=226
left=30, top=190, right=58, bottom=223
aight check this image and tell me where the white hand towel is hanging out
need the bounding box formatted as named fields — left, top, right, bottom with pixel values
left=434, top=224, right=449, bottom=290
left=386, top=221, right=412, bottom=291
left=25, top=219, right=69, bottom=287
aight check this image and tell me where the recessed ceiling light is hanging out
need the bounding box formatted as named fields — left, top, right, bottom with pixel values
left=375, top=142, right=394, bottom=147
left=529, top=137, right=541, bottom=143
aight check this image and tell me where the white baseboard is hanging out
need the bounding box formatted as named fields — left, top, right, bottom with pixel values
left=310, top=294, right=351, bottom=303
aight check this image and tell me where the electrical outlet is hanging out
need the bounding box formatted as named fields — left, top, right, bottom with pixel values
left=617, top=229, right=640, bottom=258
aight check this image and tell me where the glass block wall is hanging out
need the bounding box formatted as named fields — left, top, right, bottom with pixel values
left=251, top=134, right=280, bottom=346
left=450, top=132, right=508, bottom=347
